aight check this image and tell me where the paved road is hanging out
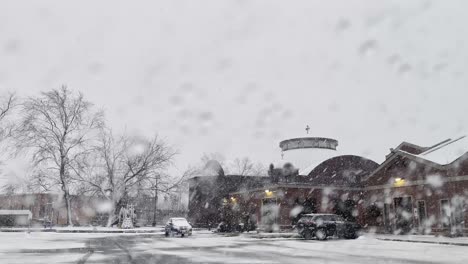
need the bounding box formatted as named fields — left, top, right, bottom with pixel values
left=1, top=231, right=468, bottom=263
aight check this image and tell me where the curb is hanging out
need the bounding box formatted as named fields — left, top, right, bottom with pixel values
left=376, top=238, right=468, bottom=247
left=0, top=229, right=163, bottom=233
left=243, top=232, right=301, bottom=239
left=0, top=229, right=56, bottom=232
left=56, top=230, right=162, bottom=233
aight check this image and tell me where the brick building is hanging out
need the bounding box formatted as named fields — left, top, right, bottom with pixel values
left=188, top=137, right=378, bottom=229
left=363, top=136, right=468, bottom=235
left=188, top=136, right=468, bottom=235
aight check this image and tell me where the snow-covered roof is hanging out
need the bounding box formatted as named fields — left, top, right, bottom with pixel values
left=0, top=210, right=32, bottom=219
left=416, top=136, right=468, bottom=165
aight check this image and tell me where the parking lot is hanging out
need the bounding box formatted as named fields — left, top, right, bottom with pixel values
left=1, top=230, right=468, bottom=264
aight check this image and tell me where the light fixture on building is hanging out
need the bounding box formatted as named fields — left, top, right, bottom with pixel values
left=394, top=177, right=405, bottom=187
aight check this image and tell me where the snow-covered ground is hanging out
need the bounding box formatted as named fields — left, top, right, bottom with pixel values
left=0, top=230, right=467, bottom=263
left=371, top=233, right=468, bottom=245
left=0, top=225, right=167, bottom=233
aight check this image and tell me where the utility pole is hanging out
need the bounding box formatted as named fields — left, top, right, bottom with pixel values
left=152, top=177, right=159, bottom=227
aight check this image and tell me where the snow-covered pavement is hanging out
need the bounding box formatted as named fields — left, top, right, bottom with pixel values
left=0, top=230, right=467, bottom=263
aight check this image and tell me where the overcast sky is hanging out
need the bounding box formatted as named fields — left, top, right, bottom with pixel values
left=2, top=0, right=468, bottom=176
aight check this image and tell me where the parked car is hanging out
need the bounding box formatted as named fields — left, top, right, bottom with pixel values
left=165, top=218, right=192, bottom=237
left=217, top=221, right=239, bottom=233
left=217, top=219, right=258, bottom=233
left=296, top=214, right=360, bottom=240
left=30, top=218, right=53, bottom=229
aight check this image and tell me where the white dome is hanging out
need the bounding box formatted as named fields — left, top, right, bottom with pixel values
left=282, top=148, right=340, bottom=174
left=196, top=160, right=225, bottom=177
left=278, top=137, right=340, bottom=175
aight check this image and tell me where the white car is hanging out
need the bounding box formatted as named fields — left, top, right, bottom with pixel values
left=164, top=217, right=193, bottom=237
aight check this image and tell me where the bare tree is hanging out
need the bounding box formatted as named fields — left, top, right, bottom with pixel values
left=14, top=86, right=103, bottom=226
left=0, top=92, right=15, bottom=122
left=197, top=153, right=266, bottom=176
left=142, top=168, right=195, bottom=226
left=200, top=152, right=226, bottom=167
left=0, top=92, right=16, bottom=192
left=0, top=92, right=16, bottom=141
left=229, top=157, right=267, bottom=176
left=72, top=129, right=176, bottom=227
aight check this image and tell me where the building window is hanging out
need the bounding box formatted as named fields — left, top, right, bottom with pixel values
left=393, top=197, right=413, bottom=233
left=261, top=198, right=279, bottom=227
left=416, top=200, right=427, bottom=230
left=440, top=199, right=451, bottom=228
left=451, top=196, right=465, bottom=232
left=383, top=203, right=392, bottom=232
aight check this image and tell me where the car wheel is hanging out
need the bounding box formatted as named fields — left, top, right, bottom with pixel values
left=345, top=232, right=358, bottom=239
left=303, top=230, right=313, bottom=240
left=315, top=228, right=327, bottom=241
left=181, top=234, right=185, bottom=237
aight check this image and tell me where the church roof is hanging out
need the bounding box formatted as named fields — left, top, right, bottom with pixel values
left=305, top=155, right=379, bottom=187
left=415, top=136, right=468, bottom=165
left=364, top=135, right=468, bottom=183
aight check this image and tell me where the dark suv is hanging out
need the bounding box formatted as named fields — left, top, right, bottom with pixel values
left=296, top=214, right=360, bottom=240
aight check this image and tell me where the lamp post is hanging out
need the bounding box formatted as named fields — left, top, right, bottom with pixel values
left=45, top=202, right=53, bottom=229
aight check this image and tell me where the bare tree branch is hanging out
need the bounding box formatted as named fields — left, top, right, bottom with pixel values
left=0, top=92, right=16, bottom=140
left=13, top=86, right=103, bottom=226
left=73, top=129, right=177, bottom=226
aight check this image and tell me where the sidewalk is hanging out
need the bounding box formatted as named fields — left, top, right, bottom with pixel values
left=0, top=226, right=209, bottom=233
left=242, top=231, right=468, bottom=246
left=245, top=231, right=300, bottom=239
left=370, top=233, right=468, bottom=246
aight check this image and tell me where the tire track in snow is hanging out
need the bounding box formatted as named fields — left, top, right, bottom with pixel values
left=112, top=238, right=137, bottom=264
left=76, top=249, right=94, bottom=264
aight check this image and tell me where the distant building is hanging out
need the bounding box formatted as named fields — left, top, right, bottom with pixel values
left=188, top=136, right=468, bottom=235
left=188, top=137, right=378, bottom=230
left=0, top=210, right=32, bottom=226
left=0, top=193, right=105, bottom=226
left=0, top=191, right=187, bottom=227
left=187, top=173, right=268, bottom=227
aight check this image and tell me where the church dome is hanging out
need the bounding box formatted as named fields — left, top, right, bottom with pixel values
left=306, top=155, right=379, bottom=187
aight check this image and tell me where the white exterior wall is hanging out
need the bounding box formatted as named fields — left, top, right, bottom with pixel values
left=281, top=148, right=339, bottom=175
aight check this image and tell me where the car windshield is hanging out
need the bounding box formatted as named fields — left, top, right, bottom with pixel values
left=1, top=1, right=467, bottom=263
left=298, top=216, right=313, bottom=223
left=172, top=219, right=189, bottom=226
left=312, top=216, right=325, bottom=222
left=334, top=216, right=345, bottom=221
